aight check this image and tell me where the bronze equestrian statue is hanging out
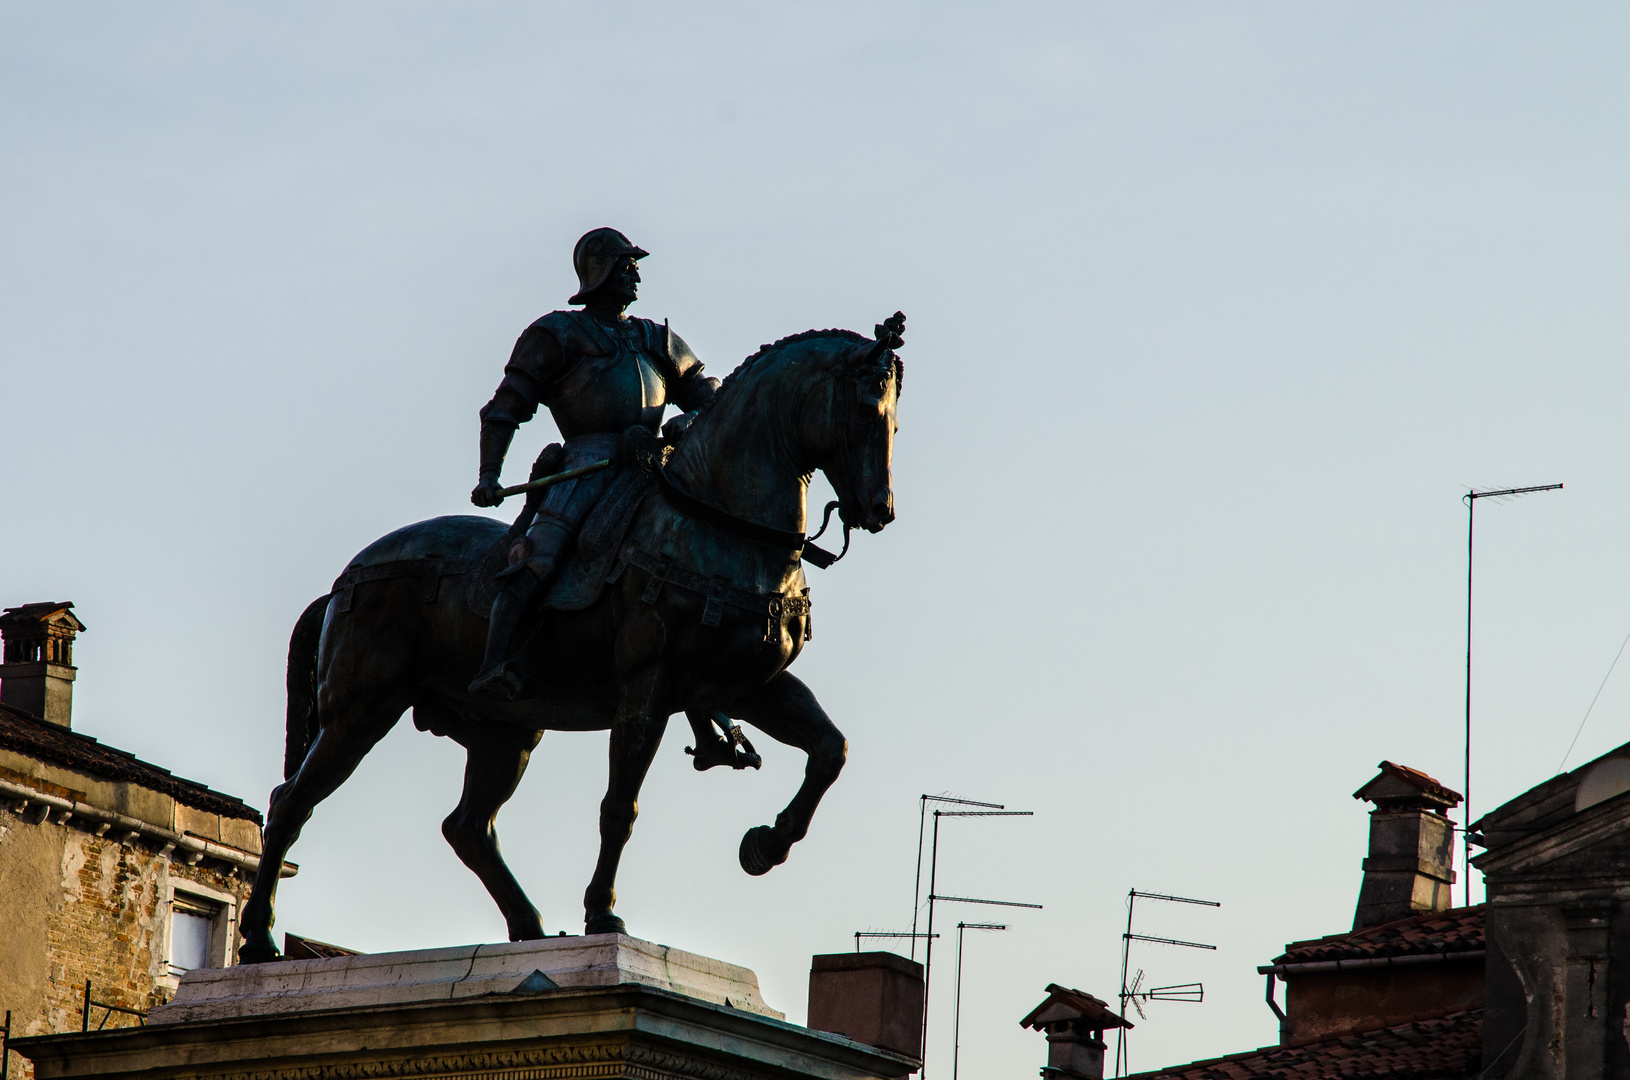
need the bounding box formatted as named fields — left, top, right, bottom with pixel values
left=469, top=228, right=717, bottom=702
left=238, top=228, right=904, bottom=962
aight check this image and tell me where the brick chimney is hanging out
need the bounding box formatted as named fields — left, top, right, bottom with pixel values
left=1351, top=761, right=1461, bottom=930
left=807, top=952, right=923, bottom=1059
left=0, top=601, right=84, bottom=728
left=1019, top=984, right=1131, bottom=1080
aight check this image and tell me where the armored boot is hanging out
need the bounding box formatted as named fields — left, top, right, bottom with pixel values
left=683, top=710, right=763, bottom=771
left=468, top=570, right=543, bottom=701
left=470, top=506, right=578, bottom=701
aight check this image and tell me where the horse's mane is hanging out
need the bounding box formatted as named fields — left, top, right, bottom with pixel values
left=705, top=327, right=868, bottom=413
left=678, top=326, right=901, bottom=447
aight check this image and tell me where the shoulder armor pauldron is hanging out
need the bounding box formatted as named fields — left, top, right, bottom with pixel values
left=533, top=310, right=616, bottom=358
left=664, top=322, right=704, bottom=382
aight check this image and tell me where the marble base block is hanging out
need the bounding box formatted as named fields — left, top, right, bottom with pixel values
left=14, top=938, right=920, bottom=1080
left=149, top=933, right=783, bottom=1023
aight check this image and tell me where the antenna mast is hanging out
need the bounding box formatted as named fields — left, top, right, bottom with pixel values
left=1463, top=483, right=1562, bottom=906
left=1114, top=889, right=1219, bottom=1077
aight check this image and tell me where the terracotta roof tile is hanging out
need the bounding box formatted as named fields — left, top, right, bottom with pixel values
left=1126, top=1006, right=1481, bottom=1079
left=0, top=703, right=261, bottom=823
left=1352, top=761, right=1462, bottom=808
left=1274, top=906, right=1483, bottom=965
left=1020, top=984, right=1132, bottom=1031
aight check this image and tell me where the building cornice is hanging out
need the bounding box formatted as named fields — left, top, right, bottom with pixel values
left=0, top=777, right=295, bottom=878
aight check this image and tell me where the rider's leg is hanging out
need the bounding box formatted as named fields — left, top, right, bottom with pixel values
left=469, top=513, right=573, bottom=700
left=469, top=571, right=543, bottom=700
left=684, top=708, right=735, bottom=771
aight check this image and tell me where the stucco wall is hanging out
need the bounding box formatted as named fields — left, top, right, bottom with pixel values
left=0, top=799, right=255, bottom=1080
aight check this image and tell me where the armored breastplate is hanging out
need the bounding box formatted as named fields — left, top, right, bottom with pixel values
left=546, top=318, right=669, bottom=439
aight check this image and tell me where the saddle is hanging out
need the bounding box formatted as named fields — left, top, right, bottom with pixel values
left=464, top=429, right=661, bottom=617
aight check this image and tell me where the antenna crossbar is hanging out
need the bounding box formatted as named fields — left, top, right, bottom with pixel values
left=854, top=931, right=939, bottom=952
left=932, top=893, right=1044, bottom=910
left=1467, top=483, right=1563, bottom=500
left=1129, top=891, right=1220, bottom=907
left=1123, top=933, right=1216, bottom=950
left=935, top=811, right=1034, bottom=817
left=923, top=795, right=1005, bottom=809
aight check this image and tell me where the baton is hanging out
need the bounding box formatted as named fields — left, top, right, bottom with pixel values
left=497, top=458, right=613, bottom=499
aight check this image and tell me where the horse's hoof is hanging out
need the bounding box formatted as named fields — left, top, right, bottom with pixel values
left=238, top=933, right=281, bottom=965
left=739, top=825, right=787, bottom=876
left=509, top=918, right=548, bottom=942
left=585, top=912, right=627, bottom=936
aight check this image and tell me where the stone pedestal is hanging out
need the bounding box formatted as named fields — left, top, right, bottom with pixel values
left=14, top=935, right=919, bottom=1080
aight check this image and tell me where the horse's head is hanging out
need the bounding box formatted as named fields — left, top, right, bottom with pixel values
left=819, top=312, right=905, bottom=534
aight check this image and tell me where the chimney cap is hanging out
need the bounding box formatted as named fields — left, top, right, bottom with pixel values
left=1353, top=761, right=1461, bottom=811
left=1020, top=984, right=1132, bottom=1031
left=0, top=602, right=84, bottom=634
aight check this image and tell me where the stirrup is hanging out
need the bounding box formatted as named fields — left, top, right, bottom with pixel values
left=686, top=738, right=737, bottom=771
left=469, top=664, right=524, bottom=702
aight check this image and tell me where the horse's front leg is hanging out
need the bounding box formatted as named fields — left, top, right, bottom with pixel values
left=730, top=671, right=847, bottom=876
left=583, top=697, right=668, bottom=936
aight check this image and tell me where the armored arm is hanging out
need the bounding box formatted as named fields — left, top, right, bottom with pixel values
left=663, top=327, right=715, bottom=405
left=660, top=327, right=719, bottom=441
left=471, top=324, right=565, bottom=507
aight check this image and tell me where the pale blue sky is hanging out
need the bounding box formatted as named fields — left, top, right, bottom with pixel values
left=5, top=3, right=1630, bottom=1073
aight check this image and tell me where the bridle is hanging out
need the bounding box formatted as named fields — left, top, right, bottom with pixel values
left=654, top=467, right=849, bottom=569
left=656, top=323, right=901, bottom=570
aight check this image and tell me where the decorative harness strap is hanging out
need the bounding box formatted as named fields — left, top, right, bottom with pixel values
left=331, top=559, right=472, bottom=612
left=612, top=543, right=812, bottom=643
left=655, top=467, right=848, bottom=569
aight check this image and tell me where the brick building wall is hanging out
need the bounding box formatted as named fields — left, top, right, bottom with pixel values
left=4, top=805, right=252, bottom=1043
left=0, top=701, right=274, bottom=1080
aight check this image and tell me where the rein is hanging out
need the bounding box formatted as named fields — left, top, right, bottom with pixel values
left=657, top=321, right=901, bottom=571
left=656, top=468, right=849, bottom=569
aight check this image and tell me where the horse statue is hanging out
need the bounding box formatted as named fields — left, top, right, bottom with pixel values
left=238, top=316, right=905, bottom=962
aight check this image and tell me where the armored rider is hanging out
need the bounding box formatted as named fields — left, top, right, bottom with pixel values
left=468, top=227, right=719, bottom=701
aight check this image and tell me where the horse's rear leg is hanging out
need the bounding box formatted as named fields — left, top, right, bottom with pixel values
left=730, top=671, right=847, bottom=876
left=240, top=698, right=404, bottom=962
left=442, top=720, right=547, bottom=942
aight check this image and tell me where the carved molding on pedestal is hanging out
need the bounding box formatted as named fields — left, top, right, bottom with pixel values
left=202, top=1040, right=765, bottom=1080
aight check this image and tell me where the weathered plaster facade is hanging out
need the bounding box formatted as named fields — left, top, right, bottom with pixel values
left=0, top=603, right=279, bottom=1080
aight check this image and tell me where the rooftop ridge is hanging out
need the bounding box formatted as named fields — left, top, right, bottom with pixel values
left=0, top=702, right=261, bottom=823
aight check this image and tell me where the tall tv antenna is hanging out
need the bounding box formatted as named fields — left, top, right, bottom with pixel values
left=907, top=793, right=1034, bottom=1078
left=1462, top=483, right=1562, bottom=906
left=911, top=795, right=1009, bottom=960
left=924, top=891, right=1041, bottom=1077
left=1114, top=889, right=1219, bottom=1078
left=951, top=922, right=1007, bottom=1080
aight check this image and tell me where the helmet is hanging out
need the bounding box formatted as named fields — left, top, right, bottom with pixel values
left=568, top=227, right=649, bottom=304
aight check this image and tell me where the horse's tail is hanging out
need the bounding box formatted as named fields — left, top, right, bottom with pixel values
left=284, top=594, right=330, bottom=780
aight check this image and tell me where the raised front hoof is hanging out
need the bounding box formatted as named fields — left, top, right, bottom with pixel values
left=585, top=912, right=627, bottom=936
left=238, top=932, right=282, bottom=965
left=739, top=825, right=788, bottom=876
left=468, top=665, right=524, bottom=702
